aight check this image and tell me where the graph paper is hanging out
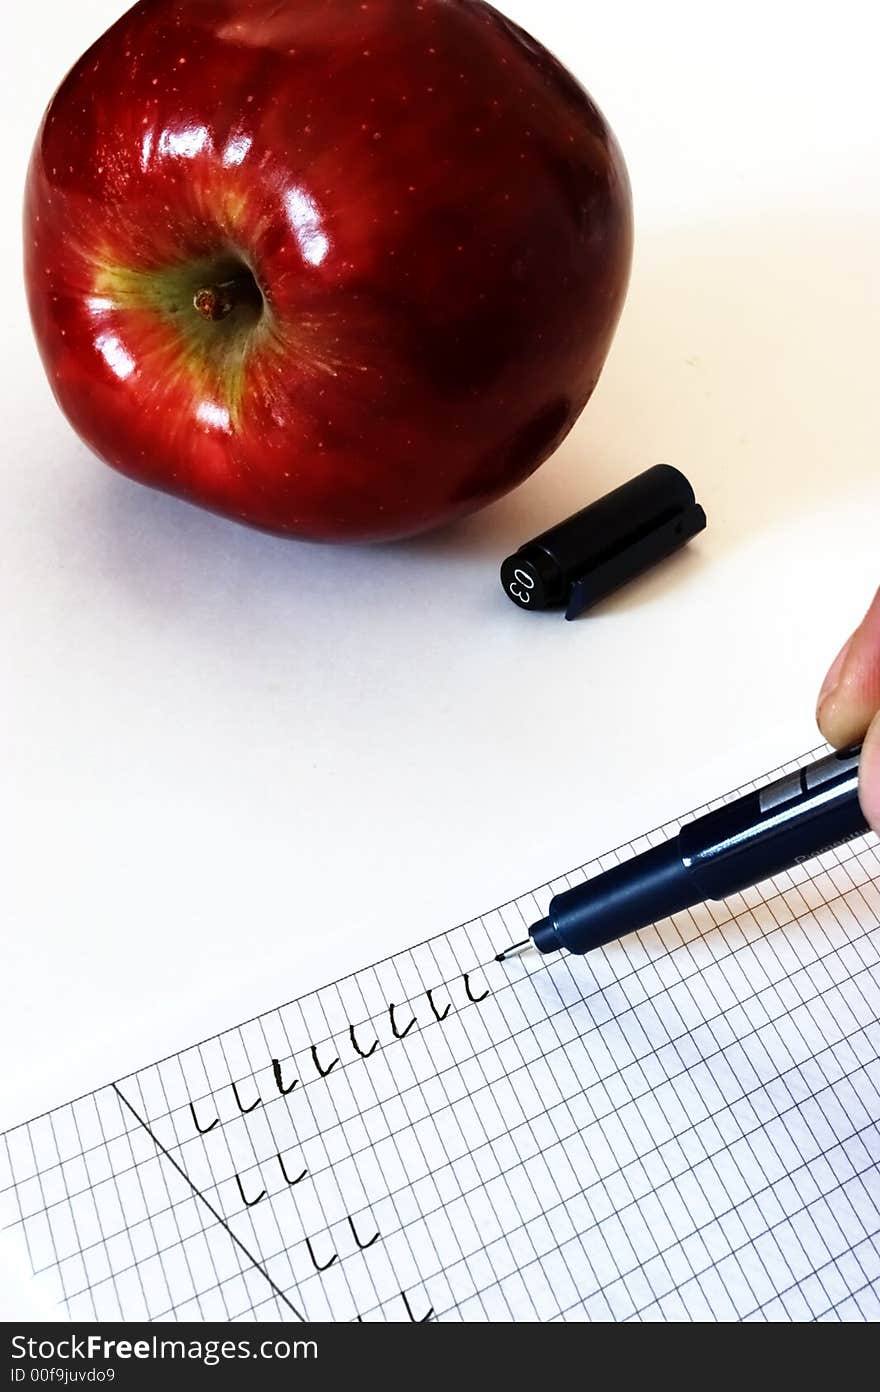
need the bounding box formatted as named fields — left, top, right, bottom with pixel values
left=2, top=747, right=880, bottom=1322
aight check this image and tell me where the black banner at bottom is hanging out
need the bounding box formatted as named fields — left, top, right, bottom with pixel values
left=2, top=1323, right=596, bottom=1385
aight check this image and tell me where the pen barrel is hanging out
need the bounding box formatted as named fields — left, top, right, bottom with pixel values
left=681, top=752, right=867, bottom=903
left=533, top=747, right=867, bottom=957
left=534, top=840, right=695, bottom=954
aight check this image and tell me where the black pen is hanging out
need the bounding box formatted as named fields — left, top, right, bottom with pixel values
left=497, top=745, right=867, bottom=961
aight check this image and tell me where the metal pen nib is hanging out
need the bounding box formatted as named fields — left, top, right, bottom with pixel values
left=495, top=939, right=535, bottom=962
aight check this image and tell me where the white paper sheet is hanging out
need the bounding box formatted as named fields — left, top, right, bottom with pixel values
left=3, top=749, right=879, bottom=1322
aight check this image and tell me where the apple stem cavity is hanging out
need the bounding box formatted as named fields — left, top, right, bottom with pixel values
left=93, top=252, right=272, bottom=426
left=193, top=270, right=263, bottom=323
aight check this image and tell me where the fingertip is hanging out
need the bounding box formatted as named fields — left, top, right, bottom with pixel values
left=817, top=588, right=880, bottom=749
left=818, top=691, right=866, bottom=751
left=817, top=702, right=847, bottom=750
left=817, top=634, right=853, bottom=716
left=859, top=711, right=880, bottom=835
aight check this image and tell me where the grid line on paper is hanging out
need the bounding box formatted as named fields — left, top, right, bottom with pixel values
left=2, top=746, right=880, bottom=1323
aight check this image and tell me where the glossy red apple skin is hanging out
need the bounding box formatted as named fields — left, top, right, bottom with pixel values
left=25, top=0, right=632, bottom=542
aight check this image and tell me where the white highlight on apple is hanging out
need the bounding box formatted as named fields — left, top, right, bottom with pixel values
left=284, top=186, right=330, bottom=267
left=196, top=400, right=231, bottom=432
left=222, top=133, right=253, bottom=167
left=158, top=124, right=211, bottom=160
left=95, top=333, right=136, bottom=381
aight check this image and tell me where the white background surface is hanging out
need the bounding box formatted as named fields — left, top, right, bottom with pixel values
left=3, top=0, right=879, bottom=1135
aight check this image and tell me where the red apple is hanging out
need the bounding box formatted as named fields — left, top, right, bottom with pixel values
left=25, top=0, right=632, bottom=542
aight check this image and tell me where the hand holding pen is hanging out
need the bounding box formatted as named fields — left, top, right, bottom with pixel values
left=498, top=600, right=880, bottom=963
left=818, top=587, right=880, bottom=834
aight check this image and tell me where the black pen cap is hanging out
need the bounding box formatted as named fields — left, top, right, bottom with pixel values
left=500, top=464, right=706, bottom=620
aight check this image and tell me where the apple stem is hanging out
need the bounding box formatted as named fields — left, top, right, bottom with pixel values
left=193, top=265, right=266, bottom=323
left=193, top=280, right=240, bottom=322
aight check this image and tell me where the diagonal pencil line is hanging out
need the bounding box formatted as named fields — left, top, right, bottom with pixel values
left=112, top=1083, right=305, bottom=1322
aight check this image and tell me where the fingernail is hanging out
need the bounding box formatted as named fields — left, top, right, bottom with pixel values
left=818, top=634, right=854, bottom=713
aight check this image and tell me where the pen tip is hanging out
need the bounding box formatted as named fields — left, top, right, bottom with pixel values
left=495, top=939, right=533, bottom=962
